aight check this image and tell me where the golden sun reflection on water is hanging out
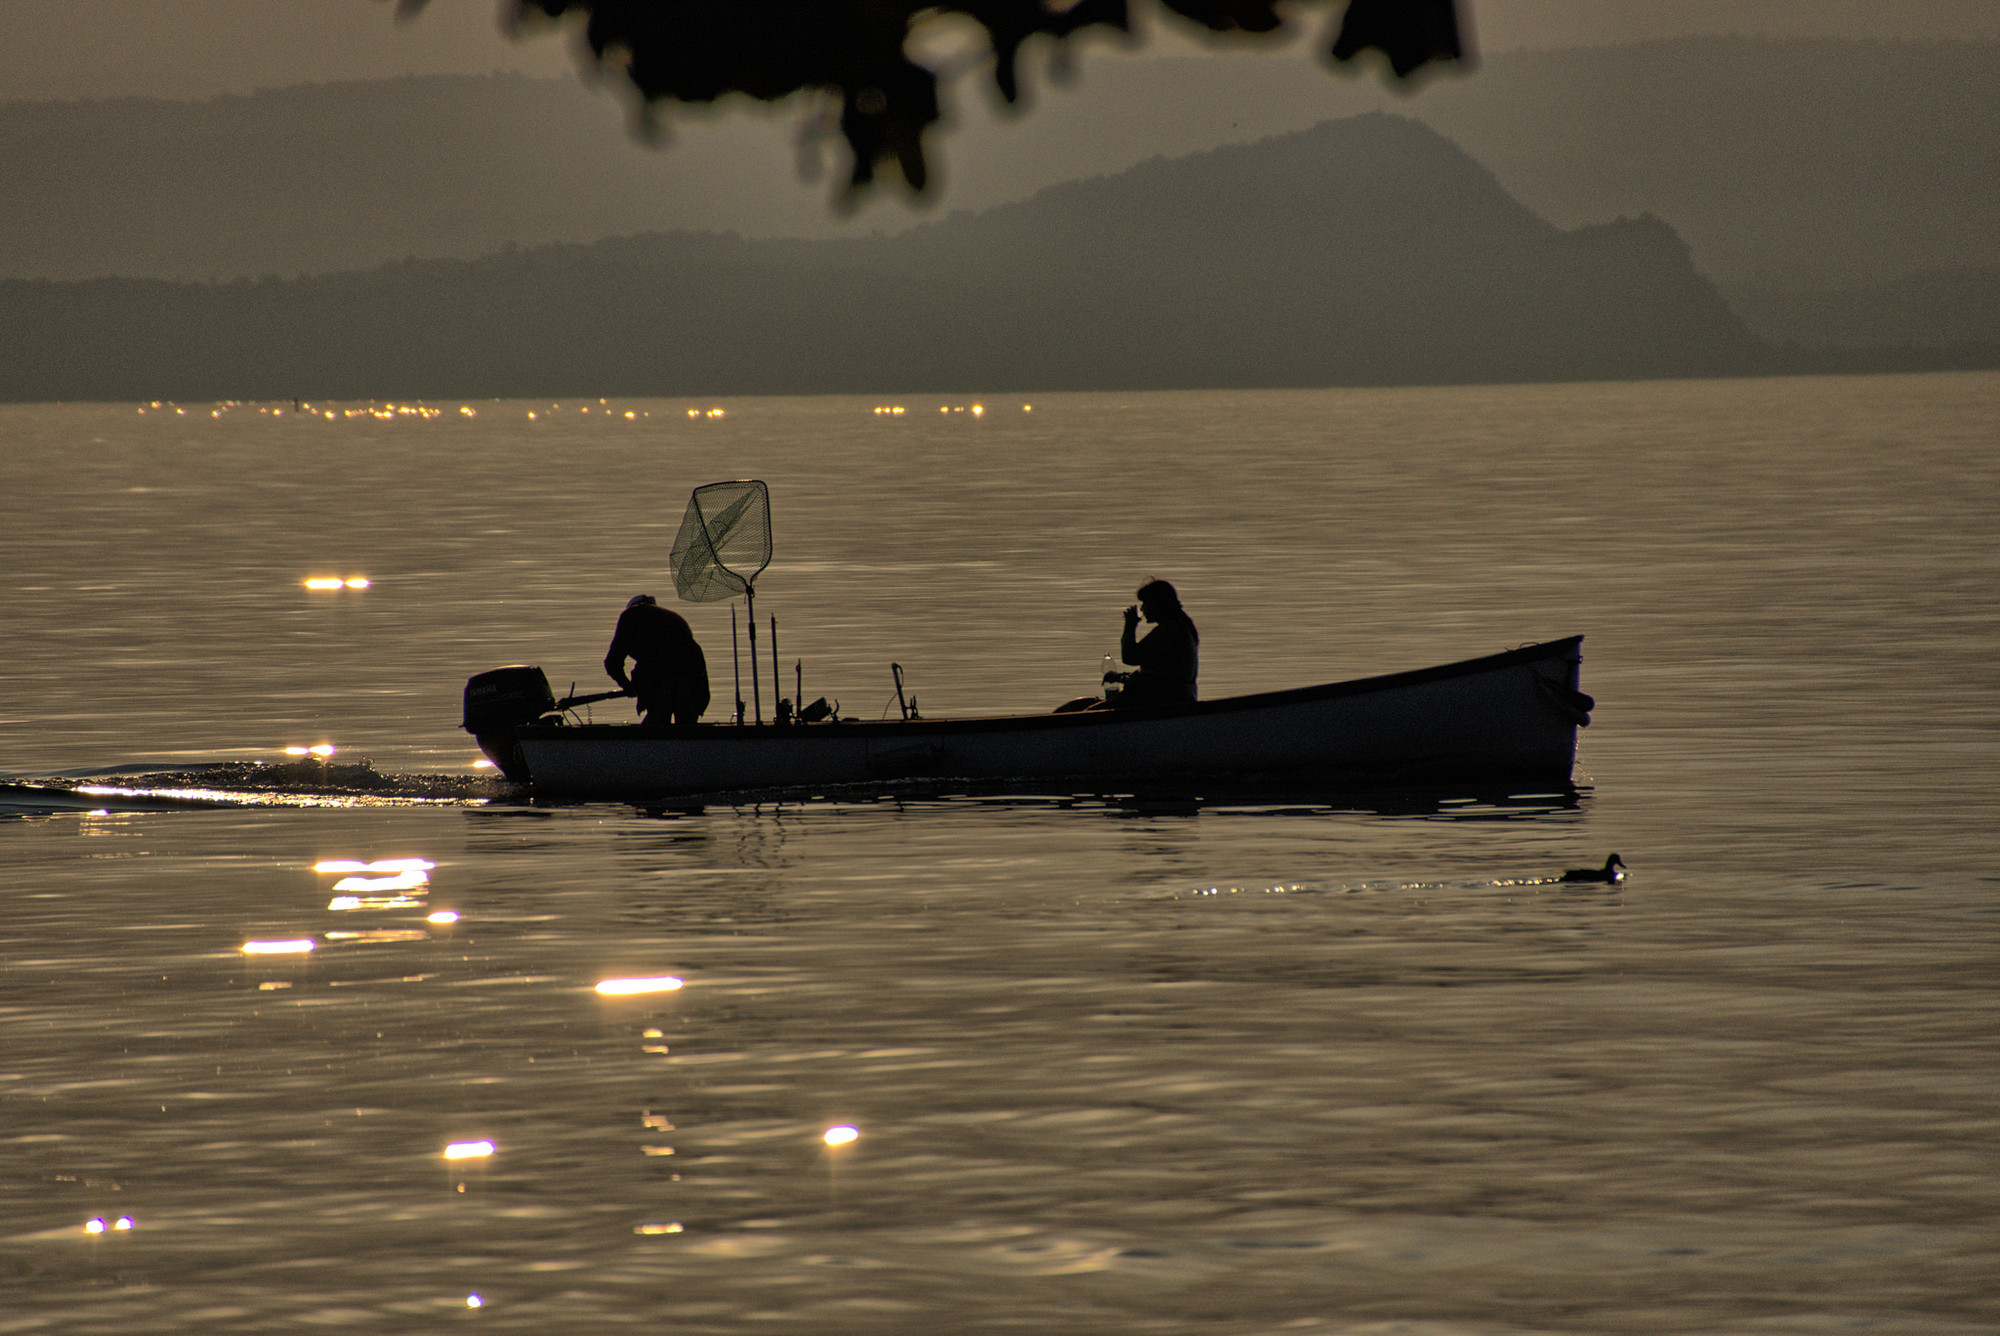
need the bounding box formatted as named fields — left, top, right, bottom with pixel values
left=328, top=894, right=423, bottom=911
left=595, top=977, right=684, bottom=996
left=316, top=859, right=434, bottom=874
left=330, top=869, right=427, bottom=893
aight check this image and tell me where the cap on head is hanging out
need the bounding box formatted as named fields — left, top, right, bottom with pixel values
left=626, top=594, right=656, bottom=610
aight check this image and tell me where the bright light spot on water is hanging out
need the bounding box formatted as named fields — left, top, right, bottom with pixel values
left=641, top=1145, right=675, bottom=1156
left=330, top=894, right=421, bottom=911
left=84, top=1218, right=106, bottom=1234
left=1023, top=404, right=1033, bottom=411
left=971, top=404, right=984, bottom=415
left=316, top=859, right=435, bottom=874
left=114, top=1217, right=133, bottom=1230
left=824, top=1125, right=859, bottom=1146
left=459, top=406, right=476, bottom=417
left=242, top=938, right=315, bottom=954
left=466, top=1293, right=483, bottom=1308
left=258, top=981, right=291, bottom=990
left=304, top=577, right=345, bottom=590
left=310, top=745, right=335, bottom=758
left=624, top=411, right=636, bottom=419
left=641, top=1029, right=664, bottom=1039
left=344, top=577, right=369, bottom=589
left=473, top=758, right=495, bottom=769
left=635, top=1222, right=683, bottom=1235
left=428, top=910, right=460, bottom=924
left=332, top=869, right=427, bottom=893
left=596, top=977, right=683, bottom=996
left=444, top=1140, right=494, bottom=1160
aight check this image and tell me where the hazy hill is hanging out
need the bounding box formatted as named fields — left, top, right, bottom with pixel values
left=1724, top=267, right=2000, bottom=354
left=0, top=73, right=840, bottom=281
left=1412, top=37, right=2000, bottom=291
left=0, top=115, right=1775, bottom=402
left=3, top=36, right=1996, bottom=304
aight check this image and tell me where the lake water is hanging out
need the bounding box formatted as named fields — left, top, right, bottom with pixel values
left=2, top=376, right=1996, bottom=1332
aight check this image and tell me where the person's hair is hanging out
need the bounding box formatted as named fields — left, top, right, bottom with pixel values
left=1135, top=579, right=1196, bottom=642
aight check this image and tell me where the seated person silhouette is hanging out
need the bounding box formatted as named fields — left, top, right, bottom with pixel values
left=1105, top=578, right=1199, bottom=709
left=604, top=594, right=710, bottom=725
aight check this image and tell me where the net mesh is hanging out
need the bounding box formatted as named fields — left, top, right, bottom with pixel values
left=670, top=480, right=772, bottom=603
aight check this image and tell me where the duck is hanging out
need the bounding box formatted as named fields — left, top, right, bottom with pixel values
left=1560, top=853, right=1625, bottom=883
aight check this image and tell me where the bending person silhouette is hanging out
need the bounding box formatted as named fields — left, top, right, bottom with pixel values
left=604, top=594, right=710, bottom=725
left=1106, top=579, right=1199, bottom=708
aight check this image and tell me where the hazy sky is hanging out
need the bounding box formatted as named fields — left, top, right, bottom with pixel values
left=2, top=0, right=1998, bottom=103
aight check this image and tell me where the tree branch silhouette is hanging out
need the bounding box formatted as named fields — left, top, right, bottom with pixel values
left=393, top=0, right=1467, bottom=191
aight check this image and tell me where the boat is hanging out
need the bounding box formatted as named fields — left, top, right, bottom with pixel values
left=462, top=635, right=1593, bottom=800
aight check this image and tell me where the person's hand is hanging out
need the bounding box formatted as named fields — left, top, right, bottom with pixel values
left=1123, top=604, right=1140, bottom=624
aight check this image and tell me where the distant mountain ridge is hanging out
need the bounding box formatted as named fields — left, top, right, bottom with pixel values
left=1726, top=266, right=2000, bottom=354
left=3, top=36, right=1996, bottom=301
left=0, top=115, right=1778, bottom=401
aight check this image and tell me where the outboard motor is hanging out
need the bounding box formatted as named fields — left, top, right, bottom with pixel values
left=463, top=666, right=557, bottom=782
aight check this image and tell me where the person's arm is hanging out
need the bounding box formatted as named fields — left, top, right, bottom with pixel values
left=1119, top=604, right=1142, bottom=667
left=604, top=621, right=632, bottom=690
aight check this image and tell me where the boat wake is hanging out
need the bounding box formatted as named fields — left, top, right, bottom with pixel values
left=2, top=758, right=513, bottom=813
left=5, top=762, right=1585, bottom=820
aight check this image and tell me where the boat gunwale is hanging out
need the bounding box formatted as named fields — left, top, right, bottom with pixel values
left=513, top=635, right=1585, bottom=743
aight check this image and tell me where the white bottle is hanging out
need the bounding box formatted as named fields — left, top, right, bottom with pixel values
left=1102, top=654, right=1121, bottom=700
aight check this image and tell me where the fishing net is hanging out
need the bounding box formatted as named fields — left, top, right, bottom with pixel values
left=670, top=479, right=772, bottom=603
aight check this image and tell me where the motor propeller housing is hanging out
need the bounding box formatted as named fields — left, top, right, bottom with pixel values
left=463, top=667, right=559, bottom=782
left=462, top=666, right=556, bottom=735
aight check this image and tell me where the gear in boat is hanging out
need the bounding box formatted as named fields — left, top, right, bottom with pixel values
left=459, top=480, right=1593, bottom=798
